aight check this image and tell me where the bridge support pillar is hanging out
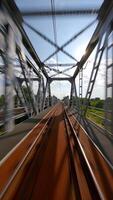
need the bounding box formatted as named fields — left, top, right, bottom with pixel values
left=42, top=79, right=52, bottom=109
left=36, top=77, right=45, bottom=112
left=17, top=47, right=38, bottom=115
left=69, top=79, right=78, bottom=110
left=4, top=24, right=15, bottom=132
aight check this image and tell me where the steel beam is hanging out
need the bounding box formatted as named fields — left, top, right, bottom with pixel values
left=26, top=57, right=42, bottom=79
left=47, top=63, right=75, bottom=67
left=13, top=77, right=30, bottom=115
left=24, top=21, right=78, bottom=63
left=21, top=8, right=99, bottom=17
left=17, top=48, right=37, bottom=114
left=17, top=77, right=40, bottom=82
left=2, top=0, right=49, bottom=79
left=69, top=79, right=78, bottom=108
left=44, top=20, right=95, bottom=63
left=3, top=24, right=15, bottom=132
left=51, top=77, right=72, bottom=82
left=73, top=0, right=113, bottom=79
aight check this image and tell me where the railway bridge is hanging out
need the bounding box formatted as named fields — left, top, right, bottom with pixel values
left=0, top=0, right=113, bottom=199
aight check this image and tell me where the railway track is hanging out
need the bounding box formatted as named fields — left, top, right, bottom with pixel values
left=0, top=104, right=57, bottom=199
left=66, top=109, right=113, bottom=199
left=0, top=104, right=113, bottom=199
left=64, top=110, right=102, bottom=199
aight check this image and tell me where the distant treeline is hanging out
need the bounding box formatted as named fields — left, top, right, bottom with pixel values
left=63, top=96, right=112, bottom=109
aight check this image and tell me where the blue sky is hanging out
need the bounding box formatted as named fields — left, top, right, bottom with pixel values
left=0, top=0, right=105, bottom=99
left=15, top=0, right=103, bottom=62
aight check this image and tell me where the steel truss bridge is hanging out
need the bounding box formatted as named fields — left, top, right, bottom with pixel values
left=0, top=0, right=113, bottom=199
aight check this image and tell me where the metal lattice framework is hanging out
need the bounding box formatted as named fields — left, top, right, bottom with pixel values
left=0, top=0, right=113, bottom=134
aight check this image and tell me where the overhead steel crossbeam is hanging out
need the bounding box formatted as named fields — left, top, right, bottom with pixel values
left=2, top=0, right=98, bottom=81
left=50, top=0, right=59, bottom=67
left=24, top=18, right=96, bottom=72
left=50, top=64, right=77, bottom=78
left=44, top=65, right=71, bottom=77
left=24, top=21, right=78, bottom=63
left=43, top=19, right=96, bottom=63
left=50, top=77, right=72, bottom=82
left=47, top=63, right=75, bottom=67
left=18, top=77, right=40, bottom=82
left=22, top=8, right=99, bottom=17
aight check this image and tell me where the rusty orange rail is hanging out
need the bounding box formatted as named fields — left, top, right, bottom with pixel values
left=0, top=104, right=113, bottom=200
left=0, top=104, right=57, bottom=200
left=67, top=109, right=113, bottom=199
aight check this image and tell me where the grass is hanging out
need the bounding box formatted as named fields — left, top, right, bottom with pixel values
left=0, top=126, right=6, bottom=136
left=86, top=108, right=104, bottom=127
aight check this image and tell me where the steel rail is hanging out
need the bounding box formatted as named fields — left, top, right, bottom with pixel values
left=70, top=111, right=113, bottom=169
left=64, top=111, right=82, bottom=199
left=64, top=109, right=103, bottom=199
left=68, top=110, right=113, bottom=199
left=0, top=105, right=57, bottom=199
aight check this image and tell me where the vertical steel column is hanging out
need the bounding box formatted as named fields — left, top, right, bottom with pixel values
left=37, top=77, right=45, bottom=111
left=69, top=79, right=78, bottom=110
left=79, top=68, right=83, bottom=115
left=41, top=77, right=45, bottom=110
left=14, top=77, right=29, bottom=116
left=105, top=26, right=113, bottom=134
left=83, top=31, right=109, bottom=116
left=69, top=80, right=74, bottom=107
left=42, top=79, right=52, bottom=109
left=42, top=80, right=48, bottom=110
left=36, top=78, right=41, bottom=112
left=27, top=65, right=38, bottom=114
left=17, top=48, right=37, bottom=115
left=4, top=24, right=15, bottom=132
left=48, top=81, right=52, bottom=107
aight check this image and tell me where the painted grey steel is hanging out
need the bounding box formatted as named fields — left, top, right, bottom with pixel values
left=26, top=57, right=42, bottom=79
left=83, top=31, right=109, bottom=116
left=45, top=65, right=71, bottom=78
left=105, top=27, right=113, bottom=134
left=73, top=1, right=113, bottom=79
left=79, top=68, right=83, bottom=114
left=13, top=76, right=30, bottom=116
left=17, top=48, right=37, bottom=114
left=22, top=8, right=99, bottom=17
left=3, top=24, right=15, bottom=132
left=69, top=79, right=78, bottom=109
left=42, top=80, right=52, bottom=109
left=36, top=77, right=45, bottom=112
left=47, top=63, right=75, bottom=67
left=2, top=0, right=49, bottom=79
left=51, top=77, right=72, bottom=82
left=1, top=0, right=113, bottom=137
left=24, top=21, right=78, bottom=63
left=48, top=81, right=52, bottom=107
left=36, top=79, right=41, bottom=112
left=43, top=20, right=95, bottom=63
left=42, top=80, right=48, bottom=110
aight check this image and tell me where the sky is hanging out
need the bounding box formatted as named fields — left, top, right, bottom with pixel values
left=0, top=0, right=105, bottom=99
